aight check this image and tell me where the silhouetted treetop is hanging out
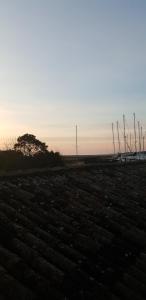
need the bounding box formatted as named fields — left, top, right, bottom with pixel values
left=14, top=134, right=48, bottom=156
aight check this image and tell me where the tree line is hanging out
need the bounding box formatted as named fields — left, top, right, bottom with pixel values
left=0, top=134, right=63, bottom=171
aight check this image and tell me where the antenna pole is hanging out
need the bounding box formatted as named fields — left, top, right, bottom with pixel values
left=133, top=113, right=137, bottom=153
left=112, top=123, right=116, bottom=155
left=116, top=121, right=121, bottom=154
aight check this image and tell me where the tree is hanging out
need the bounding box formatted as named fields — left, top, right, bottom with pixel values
left=14, top=134, right=48, bottom=156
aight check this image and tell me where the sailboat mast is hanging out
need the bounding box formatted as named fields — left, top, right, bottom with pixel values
left=112, top=123, right=116, bottom=155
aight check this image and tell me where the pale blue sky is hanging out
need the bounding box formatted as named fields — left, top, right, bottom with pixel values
left=0, top=0, right=146, bottom=153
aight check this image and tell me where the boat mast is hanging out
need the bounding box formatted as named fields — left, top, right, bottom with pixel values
left=75, top=125, right=78, bottom=157
left=138, top=121, right=141, bottom=153
left=123, top=114, right=126, bottom=154
left=112, top=123, right=116, bottom=155
left=116, top=121, right=121, bottom=154
left=133, top=113, right=137, bottom=153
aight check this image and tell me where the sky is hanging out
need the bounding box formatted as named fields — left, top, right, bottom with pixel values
left=0, top=0, right=146, bottom=154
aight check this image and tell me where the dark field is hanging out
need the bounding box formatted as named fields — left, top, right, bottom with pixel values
left=0, top=162, right=146, bottom=299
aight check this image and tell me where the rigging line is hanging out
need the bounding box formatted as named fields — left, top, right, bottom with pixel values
left=118, top=123, right=133, bottom=152
left=125, top=118, right=133, bottom=150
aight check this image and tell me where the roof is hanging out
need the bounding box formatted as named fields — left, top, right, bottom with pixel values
left=0, top=162, right=146, bottom=299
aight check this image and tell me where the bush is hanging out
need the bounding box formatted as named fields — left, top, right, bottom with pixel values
left=0, top=148, right=63, bottom=171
